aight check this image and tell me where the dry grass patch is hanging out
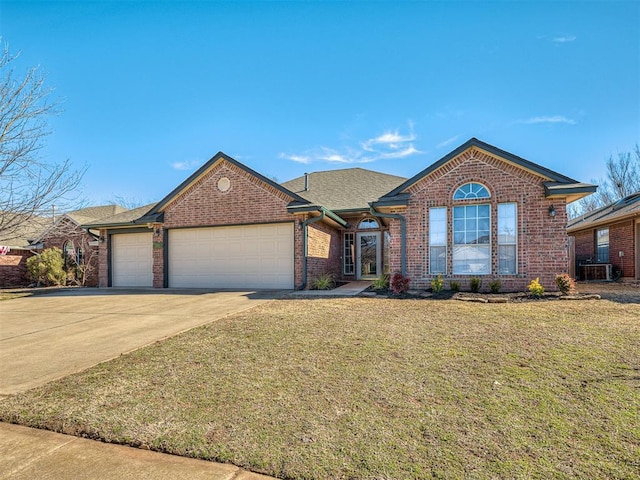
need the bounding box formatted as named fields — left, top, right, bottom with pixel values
left=1, top=298, right=638, bottom=479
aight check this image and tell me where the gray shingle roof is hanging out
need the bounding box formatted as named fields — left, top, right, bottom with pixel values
left=82, top=203, right=158, bottom=227
left=567, top=192, right=640, bottom=232
left=281, top=168, right=407, bottom=212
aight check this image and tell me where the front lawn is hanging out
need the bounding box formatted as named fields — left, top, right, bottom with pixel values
left=1, top=298, right=638, bottom=479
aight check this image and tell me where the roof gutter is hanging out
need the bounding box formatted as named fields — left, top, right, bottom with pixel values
left=369, top=204, right=406, bottom=276
left=299, top=210, right=326, bottom=290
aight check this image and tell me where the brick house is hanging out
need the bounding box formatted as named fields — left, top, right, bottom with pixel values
left=87, top=138, right=595, bottom=292
left=567, top=192, right=640, bottom=281
left=0, top=205, right=125, bottom=287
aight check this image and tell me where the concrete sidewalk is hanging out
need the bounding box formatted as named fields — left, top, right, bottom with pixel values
left=287, top=280, right=371, bottom=297
left=0, top=423, right=276, bottom=480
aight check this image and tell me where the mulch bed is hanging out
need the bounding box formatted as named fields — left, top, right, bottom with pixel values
left=362, top=286, right=601, bottom=302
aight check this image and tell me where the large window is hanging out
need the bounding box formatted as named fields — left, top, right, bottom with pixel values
left=453, top=205, right=491, bottom=274
left=429, top=207, right=447, bottom=274
left=596, top=228, right=609, bottom=263
left=344, top=232, right=355, bottom=275
left=498, top=203, right=517, bottom=274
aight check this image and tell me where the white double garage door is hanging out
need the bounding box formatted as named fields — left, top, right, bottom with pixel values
left=111, top=223, right=294, bottom=289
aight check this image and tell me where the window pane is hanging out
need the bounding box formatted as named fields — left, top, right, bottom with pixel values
left=429, top=207, right=447, bottom=274
left=358, top=219, right=379, bottom=229
left=453, top=245, right=490, bottom=274
left=454, top=183, right=490, bottom=199
left=498, top=245, right=516, bottom=274
left=430, top=246, right=446, bottom=274
left=343, top=233, right=354, bottom=275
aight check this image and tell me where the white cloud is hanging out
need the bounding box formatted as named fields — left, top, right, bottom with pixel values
left=279, top=153, right=311, bottom=164
left=520, top=115, right=577, bottom=125
left=279, top=123, right=421, bottom=166
left=436, top=135, right=461, bottom=149
left=171, top=160, right=200, bottom=170
left=553, top=35, right=576, bottom=43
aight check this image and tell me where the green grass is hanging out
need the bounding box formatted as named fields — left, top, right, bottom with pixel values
left=1, top=298, right=639, bottom=479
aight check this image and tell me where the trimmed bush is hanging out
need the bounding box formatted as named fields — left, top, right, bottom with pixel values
left=528, top=277, right=545, bottom=298
left=489, top=279, right=502, bottom=294
left=555, top=273, right=576, bottom=295
left=390, top=272, right=411, bottom=295
left=26, top=247, right=66, bottom=286
left=450, top=281, right=461, bottom=292
left=470, top=277, right=482, bottom=293
left=371, top=274, right=389, bottom=291
left=310, top=273, right=335, bottom=290
left=431, top=275, right=444, bottom=293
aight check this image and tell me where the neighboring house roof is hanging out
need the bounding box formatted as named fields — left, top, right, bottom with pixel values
left=567, top=192, right=640, bottom=233
left=0, top=215, right=52, bottom=250
left=32, top=204, right=127, bottom=244
left=281, top=168, right=407, bottom=212
left=378, top=137, right=596, bottom=204
left=83, top=203, right=158, bottom=229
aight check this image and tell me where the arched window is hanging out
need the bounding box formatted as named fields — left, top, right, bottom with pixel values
left=358, top=218, right=379, bottom=229
left=63, top=241, right=76, bottom=266
left=453, top=182, right=490, bottom=200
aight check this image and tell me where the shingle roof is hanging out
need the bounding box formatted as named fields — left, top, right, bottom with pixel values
left=0, top=215, right=52, bottom=249
left=567, top=192, right=640, bottom=232
left=82, top=203, right=158, bottom=228
left=281, top=168, right=407, bottom=212
left=380, top=138, right=596, bottom=203
left=66, top=205, right=127, bottom=224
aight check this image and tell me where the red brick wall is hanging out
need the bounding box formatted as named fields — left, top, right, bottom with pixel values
left=160, top=160, right=305, bottom=288
left=391, top=147, right=569, bottom=292
left=98, top=229, right=108, bottom=287
left=0, top=250, right=33, bottom=287
left=307, top=220, right=341, bottom=284
left=569, top=219, right=636, bottom=279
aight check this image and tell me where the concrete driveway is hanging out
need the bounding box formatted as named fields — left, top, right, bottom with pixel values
left=0, top=289, right=278, bottom=395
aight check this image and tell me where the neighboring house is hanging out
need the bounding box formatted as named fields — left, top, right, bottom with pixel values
left=0, top=205, right=125, bottom=288
left=86, top=138, right=595, bottom=292
left=567, top=192, right=640, bottom=281
left=0, top=215, right=51, bottom=287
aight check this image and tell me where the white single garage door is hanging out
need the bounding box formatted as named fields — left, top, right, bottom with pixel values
left=168, top=223, right=294, bottom=289
left=111, top=232, right=153, bottom=287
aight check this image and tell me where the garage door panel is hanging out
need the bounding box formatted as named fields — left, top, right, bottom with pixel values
left=169, top=224, right=294, bottom=289
left=111, top=232, right=153, bottom=287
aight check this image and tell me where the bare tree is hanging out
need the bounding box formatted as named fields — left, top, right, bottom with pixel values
left=0, top=42, right=84, bottom=240
left=569, top=145, right=640, bottom=218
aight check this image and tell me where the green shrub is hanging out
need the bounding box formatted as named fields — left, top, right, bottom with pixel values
left=555, top=273, right=576, bottom=295
left=371, top=274, right=389, bottom=291
left=26, top=247, right=66, bottom=286
left=528, top=277, right=545, bottom=298
left=489, top=279, right=502, bottom=294
left=450, top=281, right=460, bottom=292
left=431, top=274, right=444, bottom=293
left=469, top=277, right=482, bottom=293
left=390, top=272, right=411, bottom=295
left=310, top=272, right=335, bottom=290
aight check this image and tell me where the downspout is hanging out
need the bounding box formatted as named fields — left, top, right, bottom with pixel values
left=369, top=205, right=406, bottom=276
left=299, top=209, right=325, bottom=290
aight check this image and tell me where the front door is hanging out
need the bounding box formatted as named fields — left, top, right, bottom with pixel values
left=356, top=232, right=381, bottom=279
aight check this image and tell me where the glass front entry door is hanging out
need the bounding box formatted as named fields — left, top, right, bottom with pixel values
left=356, top=232, right=381, bottom=279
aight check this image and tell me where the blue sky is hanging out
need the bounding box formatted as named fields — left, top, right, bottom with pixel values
left=1, top=1, right=638, bottom=206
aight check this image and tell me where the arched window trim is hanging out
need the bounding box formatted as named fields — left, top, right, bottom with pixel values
left=358, top=218, right=380, bottom=229
left=453, top=182, right=491, bottom=200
